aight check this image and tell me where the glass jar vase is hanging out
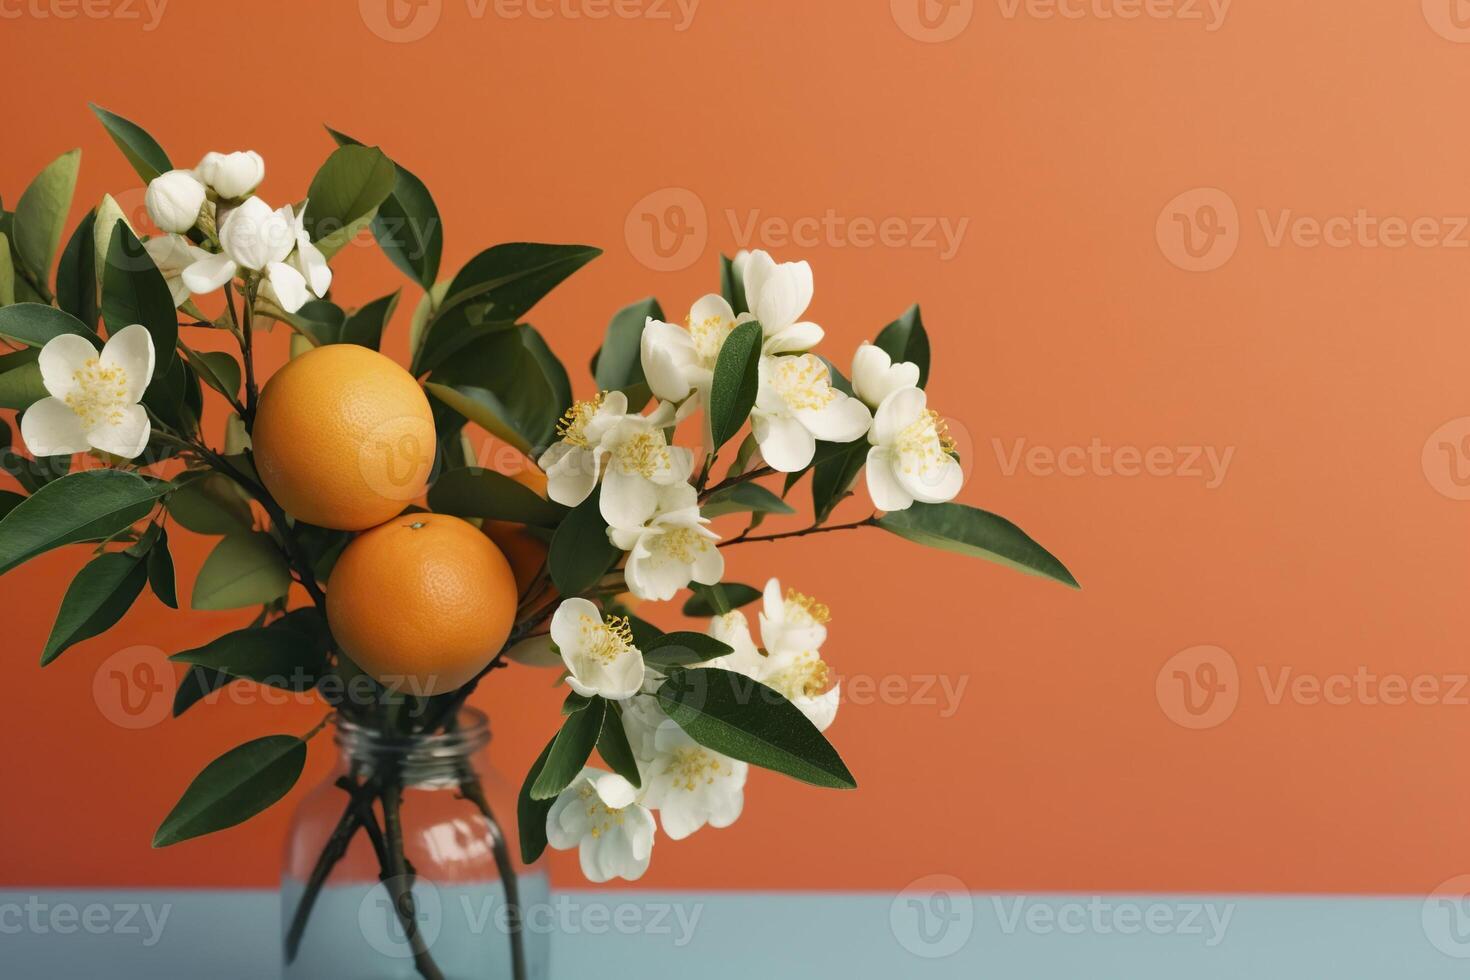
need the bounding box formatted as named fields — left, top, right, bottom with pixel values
left=281, top=709, right=549, bottom=979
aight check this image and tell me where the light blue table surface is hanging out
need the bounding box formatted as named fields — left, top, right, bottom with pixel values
left=1, top=887, right=1467, bottom=978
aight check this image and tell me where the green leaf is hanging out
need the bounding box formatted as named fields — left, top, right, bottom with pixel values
left=874, top=304, right=931, bottom=388
left=0, top=361, right=47, bottom=410
left=303, top=145, right=397, bottom=253
left=13, top=149, right=81, bottom=287
left=170, top=620, right=329, bottom=691
left=428, top=467, right=565, bottom=527
left=0, top=231, right=15, bottom=308
left=0, top=303, right=94, bottom=347
left=548, top=495, right=620, bottom=596
left=521, top=325, right=572, bottom=421
left=340, top=291, right=400, bottom=350
left=682, top=582, right=761, bottom=618
left=40, top=550, right=149, bottom=665
left=719, top=254, right=749, bottom=317
left=146, top=526, right=178, bottom=608
left=707, top=319, right=762, bottom=451
left=55, top=209, right=98, bottom=328
left=642, top=631, right=733, bottom=667
left=89, top=104, right=172, bottom=183
left=426, top=382, right=531, bottom=455
left=103, top=223, right=178, bottom=373
left=327, top=129, right=442, bottom=288
left=517, top=738, right=558, bottom=864
left=425, top=333, right=559, bottom=453
left=166, top=473, right=253, bottom=535
left=415, top=243, right=601, bottom=375
left=0, top=470, right=162, bottom=577
left=191, top=532, right=292, bottom=610
left=597, top=704, right=641, bottom=788
left=593, top=297, right=660, bottom=410
left=702, top=481, right=796, bottom=518
left=173, top=665, right=234, bottom=718
left=876, top=502, right=1079, bottom=588
left=153, top=735, right=307, bottom=848
left=181, top=347, right=241, bottom=402
left=811, top=442, right=868, bottom=524
left=0, top=491, right=23, bottom=520
left=656, top=667, right=856, bottom=789
left=530, top=697, right=607, bottom=800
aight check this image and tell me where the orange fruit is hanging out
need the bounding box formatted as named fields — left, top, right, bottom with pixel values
left=253, top=344, right=435, bottom=531
left=326, top=513, right=518, bottom=696
left=480, top=454, right=551, bottom=595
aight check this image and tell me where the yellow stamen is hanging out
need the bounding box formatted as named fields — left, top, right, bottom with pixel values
left=62, top=357, right=130, bottom=430
left=784, top=587, right=831, bottom=626
left=557, top=393, right=606, bottom=447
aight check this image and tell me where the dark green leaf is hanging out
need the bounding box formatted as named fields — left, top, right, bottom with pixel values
left=874, top=304, right=931, bottom=388
left=173, top=666, right=234, bottom=718
left=293, top=299, right=346, bottom=346
left=181, top=348, right=241, bottom=402
left=327, top=129, right=442, bottom=288
left=811, top=442, right=868, bottom=524
left=597, top=704, right=641, bottom=788
left=340, top=291, right=400, bottom=350
left=642, top=631, right=733, bottom=667
left=0, top=491, right=23, bottom=520
left=0, top=470, right=162, bottom=577
left=153, top=735, right=307, bottom=848
left=548, top=495, right=620, bottom=596
left=414, top=243, right=601, bottom=375
left=877, top=502, right=1079, bottom=588
left=0, top=361, right=47, bottom=410
left=593, top=297, right=660, bottom=410
left=104, top=223, right=178, bottom=373
left=517, top=738, right=557, bottom=864
left=0, top=303, right=94, bottom=347
left=719, top=254, right=749, bottom=316
left=428, top=467, right=565, bottom=527
left=707, top=320, right=762, bottom=451
left=657, top=667, right=856, bottom=789
left=682, top=582, right=761, bottom=618
left=530, top=696, right=606, bottom=800
left=303, top=145, right=397, bottom=250
left=521, top=325, right=572, bottom=421
left=89, top=104, right=172, bottom=183
left=562, top=691, right=592, bottom=715
left=166, top=473, right=253, bottom=535
left=702, top=481, right=797, bottom=518
left=170, top=620, right=329, bottom=691
left=56, top=209, right=98, bottom=329
left=146, top=526, right=178, bottom=608
left=41, top=550, right=149, bottom=665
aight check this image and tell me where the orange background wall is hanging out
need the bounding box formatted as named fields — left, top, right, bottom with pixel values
left=2, top=0, right=1468, bottom=896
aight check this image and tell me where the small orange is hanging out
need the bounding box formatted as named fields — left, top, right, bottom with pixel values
left=326, top=513, right=518, bottom=695
left=253, top=344, right=435, bottom=531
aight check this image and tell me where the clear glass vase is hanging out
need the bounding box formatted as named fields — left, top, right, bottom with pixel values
left=281, top=709, right=550, bottom=979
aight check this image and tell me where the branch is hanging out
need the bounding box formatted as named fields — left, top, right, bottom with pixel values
left=698, top=464, right=775, bottom=502
left=381, top=779, right=446, bottom=980
left=719, top=514, right=879, bottom=548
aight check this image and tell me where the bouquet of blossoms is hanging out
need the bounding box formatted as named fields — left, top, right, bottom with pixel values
left=0, top=106, right=1077, bottom=979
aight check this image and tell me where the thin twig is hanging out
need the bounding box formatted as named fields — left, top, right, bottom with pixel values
left=719, top=515, right=879, bottom=548
left=381, top=779, right=445, bottom=980
left=698, top=464, right=775, bottom=502
left=456, top=769, right=528, bottom=980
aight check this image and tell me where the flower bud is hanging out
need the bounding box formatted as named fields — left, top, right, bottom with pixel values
left=218, top=197, right=294, bottom=271
left=195, top=151, right=265, bottom=200
left=144, top=170, right=207, bottom=234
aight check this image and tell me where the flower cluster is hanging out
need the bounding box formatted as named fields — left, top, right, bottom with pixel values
left=143, top=150, right=331, bottom=315
left=545, top=577, right=839, bottom=881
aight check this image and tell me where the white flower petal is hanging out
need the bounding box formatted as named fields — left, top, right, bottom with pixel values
left=899, top=452, right=965, bottom=504
left=795, top=683, right=841, bottom=733
left=690, top=541, right=725, bottom=585
left=542, top=444, right=600, bottom=508
left=265, top=262, right=310, bottom=314
left=600, top=467, right=659, bottom=528
left=752, top=413, right=816, bottom=472
left=763, top=321, right=824, bottom=354
left=181, top=253, right=237, bottom=294
left=86, top=403, right=150, bottom=459
left=550, top=597, right=600, bottom=656
left=100, top=324, right=155, bottom=404
left=866, top=447, right=915, bottom=512
left=292, top=240, right=333, bottom=297
left=37, top=334, right=99, bottom=400
left=872, top=386, right=927, bottom=446
left=144, top=170, right=206, bottom=234
left=19, top=397, right=90, bottom=457
left=594, top=773, right=638, bottom=809
left=795, top=393, right=872, bottom=444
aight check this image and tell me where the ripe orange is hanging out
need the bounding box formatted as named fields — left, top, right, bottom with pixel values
left=480, top=456, right=551, bottom=595
left=253, top=344, right=435, bottom=531
left=326, top=513, right=518, bottom=696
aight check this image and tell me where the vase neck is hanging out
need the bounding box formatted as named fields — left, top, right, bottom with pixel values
left=333, top=709, right=489, bottom=786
